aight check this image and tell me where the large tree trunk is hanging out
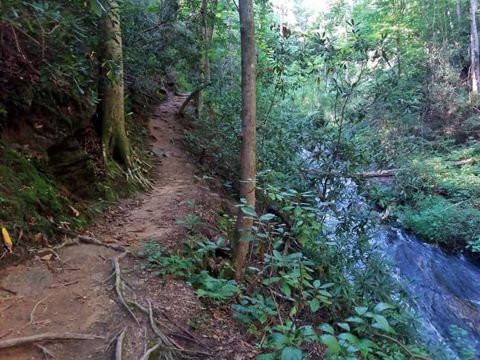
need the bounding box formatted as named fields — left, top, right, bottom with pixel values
left=100, top=0, right=131, bottom=166
left=470, top=0, right=480, bottom=95
left=233, top=0, right=257, bottom=280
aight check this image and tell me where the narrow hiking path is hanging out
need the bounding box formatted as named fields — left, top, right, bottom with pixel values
left=0, top=95, right=256, bottom=359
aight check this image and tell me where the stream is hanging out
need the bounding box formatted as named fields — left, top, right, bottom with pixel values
left=377, top=227, right=480, bottom=359
left=319, top=173, right=480, bottom=359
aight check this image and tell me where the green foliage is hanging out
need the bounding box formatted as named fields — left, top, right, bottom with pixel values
left=175, top=214, right=203, bottom=234
left=139, top=185, right=427, bottom=358
left=189, top=271, right=240, bottom=302
left=138, top=236, right=239, bottom=303
left=400, top=195, right=480, bottom=247
left=0, top=0, right=99, bottom=124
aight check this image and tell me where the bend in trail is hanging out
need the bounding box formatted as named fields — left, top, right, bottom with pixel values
left=0, top=95, right=255, bottom=359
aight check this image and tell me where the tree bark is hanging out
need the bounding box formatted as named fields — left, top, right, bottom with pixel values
left=198, top=0, right=217, bottom=119
left=100, top=0, right=131, bottom=166
left=233, top=0, right=257, bottom=280
left=470, top=0, right=480, bottom=94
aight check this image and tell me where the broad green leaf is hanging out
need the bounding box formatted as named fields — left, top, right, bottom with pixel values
left=309, top=298, right=320, bottom=313
left=281, top=282, right=291, bottom=297
left=374, top=302, right=394, bottom=313
left=337, top=322, right=350, bottom=331
left=281, top=347, right=303, bottom=360
left=301, top=325, right=318, bottom=341
left=241, top=205, right=257, bottom=217
left=355, top=306, right=368, bottom=316
left=319, top=323, right=335, bottom=335
left=338, top=332, right=359, bottom=344
left=268, top=333, right=287, bottom=350
left=262, top=277, right=281, bottom=285
left=345, top=316, right=365, bottom=324
left=320, top=334, right=341, bottom=354
left=372, top=314, right=395, bottom=333
left=259, top=213, right=276, bottom=221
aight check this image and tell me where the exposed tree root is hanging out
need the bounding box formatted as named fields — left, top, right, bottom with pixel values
left=77, top=235, right=127, bottom=252
left=147, top=300, right=175, bottom=360
left=54, top=229, right=127, bottom=252
left=112, top=253, right=139, bottom=325
left=30, top=294, right=51, bottom=324
left=109, top=253, right=211, bottom=358
left=115, top=329, right=126, bottom=360
left=0, top=332, right=104, bottom=350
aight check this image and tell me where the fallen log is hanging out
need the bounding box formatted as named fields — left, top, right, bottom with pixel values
left=359, top=169, right=397, bottom=178
left=178, top=83, right=211, bottom=115
left=450, top=158, right=476, bottom=166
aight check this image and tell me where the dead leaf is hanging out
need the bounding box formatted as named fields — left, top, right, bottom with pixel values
left=41, top=254, right=53, bottom=261
left=2, top=228, right=13, bottom=253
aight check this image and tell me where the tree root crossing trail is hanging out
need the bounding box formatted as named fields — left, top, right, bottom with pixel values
left=0, top=95, right=255, bottom=359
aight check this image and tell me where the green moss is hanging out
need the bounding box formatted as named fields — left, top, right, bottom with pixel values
left=0, top=141, right=74, bottom=242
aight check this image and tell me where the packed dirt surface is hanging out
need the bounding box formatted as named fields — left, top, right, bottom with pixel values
left=0, top=95, right=256, bottom=359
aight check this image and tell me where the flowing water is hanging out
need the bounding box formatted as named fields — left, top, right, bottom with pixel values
left=322, top=175, right=480, bottom=359
left=305, top=147, right=480, bottom=358
left=377, top=227, right=480, bottom=359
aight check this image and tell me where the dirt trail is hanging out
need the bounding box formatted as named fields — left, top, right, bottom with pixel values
left=0, top=95, right=255, bottom=359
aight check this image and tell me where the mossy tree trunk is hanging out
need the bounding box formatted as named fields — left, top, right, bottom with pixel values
left=233, top=0, right=257, bottom=280
left=100, top=0, right=131, bottom=166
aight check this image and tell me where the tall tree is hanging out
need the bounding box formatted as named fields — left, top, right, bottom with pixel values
left=100, top=0, right=131, bottom=166
left=233, top=0, right=257, bottom=280
left=470, top=0, right=480, bottom=94
left=198, top=0, right=217, bottom=118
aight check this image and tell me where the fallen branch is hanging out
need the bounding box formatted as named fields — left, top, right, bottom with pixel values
left=178, top=83, right=211, bottom=115
left=0, top=332, right=104, bottom=350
